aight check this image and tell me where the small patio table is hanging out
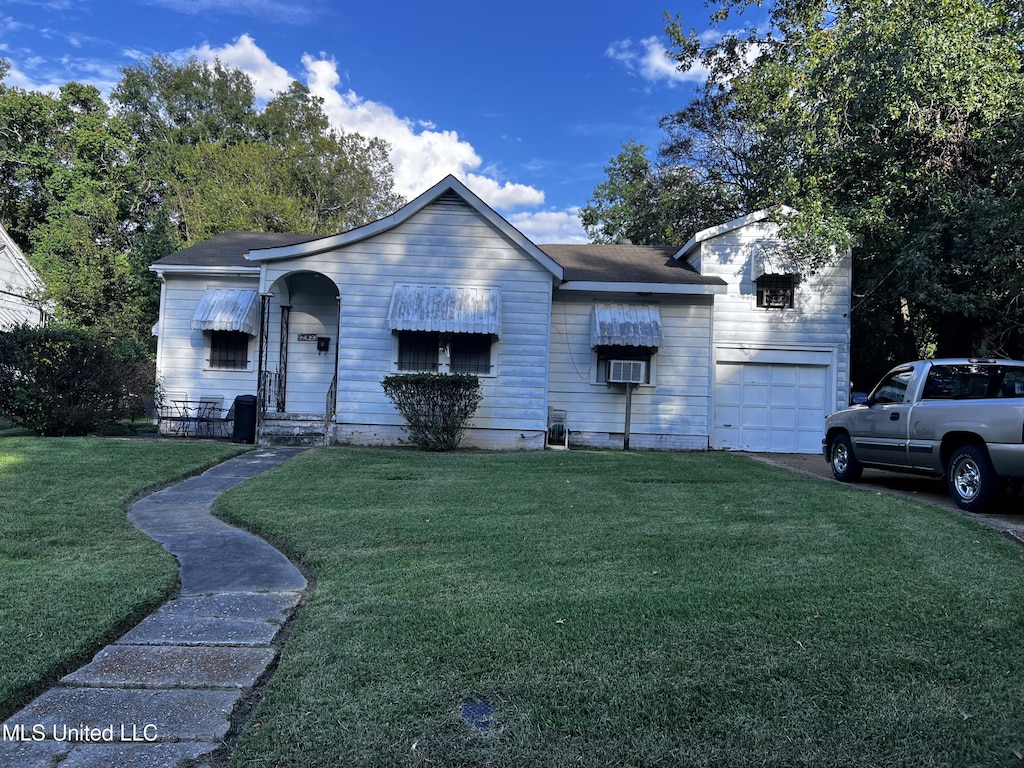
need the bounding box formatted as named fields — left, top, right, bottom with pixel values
left=167, top=400, right=219, bottom=438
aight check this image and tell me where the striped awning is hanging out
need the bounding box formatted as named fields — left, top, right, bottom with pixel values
left=387, top=284, right=501, bottom=336
left=591, top=303, right=662, bottom=348
left=190, top=288, right=260, bottom=336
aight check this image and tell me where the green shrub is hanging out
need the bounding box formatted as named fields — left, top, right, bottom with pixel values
left=381, top=373, right=482, bottom=451
left=0, top=325, right=154, bottom=436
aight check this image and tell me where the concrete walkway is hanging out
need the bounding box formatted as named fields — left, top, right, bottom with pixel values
left=1, top=447, right=308, bottom=768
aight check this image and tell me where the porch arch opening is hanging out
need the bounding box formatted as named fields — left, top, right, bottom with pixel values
left=262, top=271, right=340, bottom=416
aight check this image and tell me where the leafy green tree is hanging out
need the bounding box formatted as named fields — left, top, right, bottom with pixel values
left=111, top=57, right=404, bottom=244
left=581, top=139, right=741, bottom=245
left=0, top=77, right=154, bottom=337
left=0, top=55, right=403, bottom=345
left=665, top=0, right=1024, bottom=359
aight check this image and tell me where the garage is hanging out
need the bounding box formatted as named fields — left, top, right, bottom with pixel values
left=713, top=360, right=829, bottom=453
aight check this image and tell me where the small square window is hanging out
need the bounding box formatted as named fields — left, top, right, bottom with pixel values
left=756, top=274, right=796, bottom=309
left=209, top=331, right=250, bottom=370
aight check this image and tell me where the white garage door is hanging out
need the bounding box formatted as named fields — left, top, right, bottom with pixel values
left=713, top=362, right=828, bottom=453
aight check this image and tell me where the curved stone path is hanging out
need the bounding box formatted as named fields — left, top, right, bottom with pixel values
left=1, top=447, right=308, bottom=768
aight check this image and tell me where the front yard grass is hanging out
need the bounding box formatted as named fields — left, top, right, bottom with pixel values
left=0, top=436, right=246, bottom=718
left=216, top=448, right=1024, bottom=768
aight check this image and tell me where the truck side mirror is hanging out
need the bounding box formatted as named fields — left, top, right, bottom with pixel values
left=851, top=392, right=869, bottom=405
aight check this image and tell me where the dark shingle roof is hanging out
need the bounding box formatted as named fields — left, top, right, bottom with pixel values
left=539, top=244, right=725, bottom=286
left=153, top=232, right=725, bottom=289
left=151, top=231, right=324, bottom=268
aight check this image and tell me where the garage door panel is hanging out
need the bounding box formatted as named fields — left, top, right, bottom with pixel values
left=797, top=409, right=824, bottom=430
left=771, top=366, right=798, bottom=386
left=714, top=361, right=828, bottom=454
left=745, top=384, right=769, bottom=406
left=770, top=387, right=798, bottom=407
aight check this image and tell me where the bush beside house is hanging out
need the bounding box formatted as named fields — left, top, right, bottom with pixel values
left=0, top=325, right=153, bottom=436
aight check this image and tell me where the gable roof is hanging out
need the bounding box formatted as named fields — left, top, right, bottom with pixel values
left=676, top=207, right=794, bottom=263
left=246, top=175, right=564, bottom=280
left=542, top=243, right=726, bottom=294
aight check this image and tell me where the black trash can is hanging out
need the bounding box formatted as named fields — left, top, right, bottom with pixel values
left=232, top=394, right=258, bottom=444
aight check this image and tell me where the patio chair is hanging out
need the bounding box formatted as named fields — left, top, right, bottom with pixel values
left=198, top=395, right=226, bottom=438
left=159, top=392, right=189, bottom=436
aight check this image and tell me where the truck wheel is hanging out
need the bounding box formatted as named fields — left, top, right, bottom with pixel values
left=947, top=445, right=999, bottom=512
left=830, top=433, right=863, bottom=482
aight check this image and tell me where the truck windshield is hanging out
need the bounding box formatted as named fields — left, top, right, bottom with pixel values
left=921, top=364, right=1024, bottom=400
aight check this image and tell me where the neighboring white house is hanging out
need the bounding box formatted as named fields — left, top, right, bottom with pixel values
left=150, top=175, right=851, bottom=453
left=0, top=223, right=47, bottom=329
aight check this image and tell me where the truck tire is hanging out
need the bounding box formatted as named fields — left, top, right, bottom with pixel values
left=947, top=444, right=999, bottom=512
left=829, top=433, right=863, bottom=482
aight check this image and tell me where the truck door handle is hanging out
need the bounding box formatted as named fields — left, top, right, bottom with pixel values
left=890, top=413, right=900, bottom=421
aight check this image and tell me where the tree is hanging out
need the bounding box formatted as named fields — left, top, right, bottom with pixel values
left=111, top=57, right=404, bottom=244
left=0, top=56, right=404, bottom=345
left=0, top=77, right=154, bottom=337
left=665, top=0, right=1024, bottom=361
left=580, top=139, right=742, bottom=245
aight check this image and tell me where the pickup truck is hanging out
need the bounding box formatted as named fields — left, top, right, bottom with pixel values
left=823, top=359, right=1024, bottom=511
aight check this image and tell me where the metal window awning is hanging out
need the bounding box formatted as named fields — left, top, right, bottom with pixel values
left=387, top=284, right=501, bottom=336
left=591, top=304, right=662, bottom=348
left=190, top=288, right=260, bottom=336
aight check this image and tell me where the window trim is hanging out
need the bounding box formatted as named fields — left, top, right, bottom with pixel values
left=593, top=345, right=656, bottom=386
left=393, top=331, right=497, bottom=377
left=755, top=273, right=797, bottom=309
left=206, top=330, right=252, bottom=371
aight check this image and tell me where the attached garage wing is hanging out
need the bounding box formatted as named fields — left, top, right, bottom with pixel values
left=713, top=359, right=829, bottom=454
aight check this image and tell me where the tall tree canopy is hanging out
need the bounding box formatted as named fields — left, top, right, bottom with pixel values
left=110, top=56, right=404, bottom=244
left=580, top=138, right=742, bottom=245
left=0, top=56, right=403, bottom=343
left=662, top=0, right=1024, bottom=374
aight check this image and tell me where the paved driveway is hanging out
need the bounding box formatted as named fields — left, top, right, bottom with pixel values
left=746, top=451, right=1024, bottom=545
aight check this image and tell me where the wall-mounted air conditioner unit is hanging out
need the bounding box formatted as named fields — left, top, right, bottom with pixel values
left=608, top=360, right=646, bottom=384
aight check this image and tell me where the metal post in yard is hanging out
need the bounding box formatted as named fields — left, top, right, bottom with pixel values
left=623, top=383, right=633, bottom=451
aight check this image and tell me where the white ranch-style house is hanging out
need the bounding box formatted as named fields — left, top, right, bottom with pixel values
left=151, top=176, right=851, bottom=453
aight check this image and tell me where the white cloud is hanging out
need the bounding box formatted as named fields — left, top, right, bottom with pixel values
left=607, top=35, right=709, bottom=86
left=1, top=57, right=106, bottom=94
left=465, top=174, right=544, bottom=210
left=185, top=34, right=292, bottom=99
left=186, top=39, right=549, bottom=210
left=508, top=208, right=588, bottom=245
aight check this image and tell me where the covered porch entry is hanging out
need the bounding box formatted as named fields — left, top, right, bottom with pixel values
left=258, top=271, right=340, bottom=444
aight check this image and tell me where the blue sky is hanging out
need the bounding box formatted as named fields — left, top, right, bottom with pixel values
left=1, top=0, right=725, bottom=243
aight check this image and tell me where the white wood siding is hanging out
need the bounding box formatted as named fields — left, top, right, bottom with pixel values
left=549, top=293, right=714, bottom=450
left=0, top=235, right=46, bottom=328
left=699, top=220, right=852, bottom=415
left=261, top=194, right=554, bottom=447
left=154, top=274, right=260, bottom=412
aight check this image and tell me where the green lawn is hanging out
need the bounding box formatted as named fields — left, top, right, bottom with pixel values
left=215, top=448, right=1024, bottom=768
left=0, top=436, right=246, bottom=718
